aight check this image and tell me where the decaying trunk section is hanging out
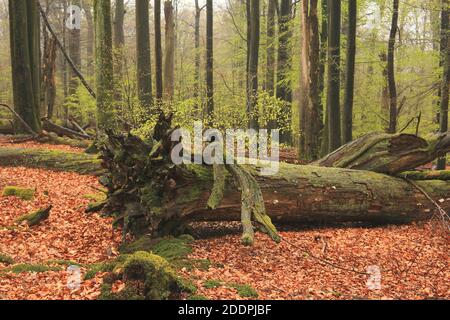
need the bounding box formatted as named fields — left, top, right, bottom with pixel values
left=314, top=132, right=450, bottom=174
left=184, top=164, right=449, bottom=225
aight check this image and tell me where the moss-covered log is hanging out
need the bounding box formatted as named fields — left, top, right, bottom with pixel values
left=314, top=132, right=450, bottom=174
left=182, top=164, right=449, bottom=225
left=97, top=133, right=450, bottom=243
left=0, top=147, right=103, bottom=175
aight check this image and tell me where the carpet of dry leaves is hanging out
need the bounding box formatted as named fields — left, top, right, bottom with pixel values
left=0, top=141, right=448, bottom=300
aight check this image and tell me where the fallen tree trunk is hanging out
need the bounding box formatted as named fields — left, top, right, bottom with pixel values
left=97, top=133, right=450, bottom=241
left=0, top=147, right=104, bottom=175
left=42, top=118, right=91, bottom=140
left=314, top=132, right=450, bottom=174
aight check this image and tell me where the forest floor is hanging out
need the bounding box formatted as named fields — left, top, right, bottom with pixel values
left=0, top=138, right=448, bottom=300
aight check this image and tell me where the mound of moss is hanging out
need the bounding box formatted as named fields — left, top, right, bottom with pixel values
left=2, top=186, right=35, bottom=201
left=99, top=251, right=194, bottom=300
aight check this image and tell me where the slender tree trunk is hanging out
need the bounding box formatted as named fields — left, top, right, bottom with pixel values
left=247, top=0, right=260, bottom=130
left=194, top=0, right=202, bottom=99
left=164, top=0, right=175, bottom=101
left=113, top=0, right=125, bottom=76
left=327, top=0, right=342, bottom=152
left=387, top=0, right=399, bottom=134
left=277, top=0, right=293, bottom=143
left=265, top=0, right=276, bottom=96
left=437, top=0, right=449, bottom=170
left=154, top=0, right=163, bottom=102
left=206, top=0, right=214, bottom=120
left=319, top=0, right=329, bottom=156
left=8, top=0, right=41, bottom=133
left=83, top=3, right=94, bottom=76
left=94, top=0, right=115, bottom=131
left=136, top=0, right=153, bottom=109
left=68, top=0, right=81, bottom=97
left=342, top=0, right=357, bottom=144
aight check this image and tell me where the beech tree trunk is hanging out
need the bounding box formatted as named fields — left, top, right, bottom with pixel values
left=154, top=0, right=163, bottom=102
left=94, top=0, right=115, bottom=131
left=206, top=0, right=214, bottom=120
left=247, top=0, right=260, bottom=130
left=164, top=0, right=175, bottom=101
left=327, top=0, right=342, bottom=152
left=299, top=0, right=322, bottom=162
left=342, top=0, right=357, bottom=144
left=437, top=0, right=449, bottom=170
left=136, top=0, right=153, bottom=109
left=9, top=0, right=42, bottom=133
left=387, top=0, right=399, bottom=134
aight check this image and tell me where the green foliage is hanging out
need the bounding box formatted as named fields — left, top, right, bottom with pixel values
left=2, top=186, right=35, bottom=201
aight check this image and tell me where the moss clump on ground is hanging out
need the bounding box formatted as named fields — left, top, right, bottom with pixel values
left=120, top=235, right=194, bottom=261
left=230, top=283, right=259, bottom=298
left=203, top=279, right=222, bottom=289
left=15, top=206, right=52, bottom=227
left=84, top=261, right=116, bottom=280
left=2, top=186, right=35, bottom=201
left=188, top=295, right=209, bottom=300
left=5, top=263, right=62, bottom=273
left=99, top=251, right=193, bottom=300
left=0, top=253, right=14, bottom=265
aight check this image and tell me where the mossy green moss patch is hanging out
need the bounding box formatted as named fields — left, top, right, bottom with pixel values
left=4, top=263, right=63, bottom=273
left=0, top=253, right=14, bottom=265
left=2, top=186, right=35, bottom=201
left=230, top=283, right=259, bottom=298
left=99, top=251, right=193, bottom=300
left=203, top=279, right=222, bottom=289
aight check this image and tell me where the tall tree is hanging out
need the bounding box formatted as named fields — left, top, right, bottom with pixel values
left=437, top=0, right=449, bottom=170
left=113, top=0, right=125, bottom=75
left=319, top=0, right=329, bottom=156
left=387, top=0, right=399, bottom=134
left=277, top=0, right=292, bottom=104
left=299, top=0, right=322, bottom=161
left=94, top=0, right=115, bottom=130
left=327, top=0, right=342, bottom=152
left=206, top=0, right=214, bottom=120
left=8, top=0, right=41, bottom=133
left=342, top=0, right=357, bottom=143
left=154, top=0, right=163, bottom=102
left=136, top=0, right=153, bottom=109
left=194, top=0, right=205, bottom=99
left=277, top=0, right=293, bottom=143
left=247, top=0, right=260, bottom=130
left=265, top=0, right=276, bottom=95
left=83, top=2, right=94, bottom=76
left=68, top=0, right=82, bottom=97
left=164, top=0, right=175, bottom=100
